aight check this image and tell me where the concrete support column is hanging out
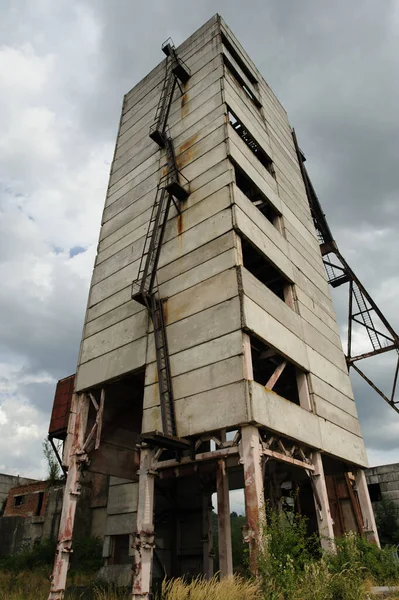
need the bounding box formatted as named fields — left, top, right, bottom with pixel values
left=48, top=393, right=89, bottom=600
left=132, top=446, right=156, bottom=600
left=355, top=469, right=380, bottom=547
left=202, top=492, right=214, bottom=578
left=311, top=452, right=335, bottom=552
left=216, top=459, right=233, bottom=577
left=241, top=425, right=265, bottom=574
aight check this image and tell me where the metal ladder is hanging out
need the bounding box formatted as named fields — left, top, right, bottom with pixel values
left=132, top=186, right=171, bottom=306
left=132, top=40, right=190, bottom=445
left=352, top=284, right=382, bottom=350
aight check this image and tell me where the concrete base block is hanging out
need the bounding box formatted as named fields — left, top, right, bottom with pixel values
left=97, top=565, right=133, bottom=587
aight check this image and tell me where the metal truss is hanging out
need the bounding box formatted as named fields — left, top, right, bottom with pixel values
left=292, top=129, right=399, bottom=414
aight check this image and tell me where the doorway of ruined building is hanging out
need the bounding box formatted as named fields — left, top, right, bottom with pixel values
left=152, top=465, right=215, bottom=582
left=83, top=369, right=145, bottom=570
left=84, top=369, right=144, bottom=480
left=263, top=456, right=319, bottom=540
left=323, top=456, right=364, bottom=537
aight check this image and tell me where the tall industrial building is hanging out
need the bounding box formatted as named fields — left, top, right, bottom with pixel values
left=48, top=14, right=380, bottom=600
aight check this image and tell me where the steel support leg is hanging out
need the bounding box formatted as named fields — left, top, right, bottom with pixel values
left=132, top=446, right=156, bottom=600
left=354, top=469, right=380, bottom=547
left=216, top=459, right=233, bottom=577
left=311, top=452, right=335, bottom=552
left=202, top=492, right=214, bottom=578
left=241, top=425, right=265, bottom=574
left=48, top=393, right=89, bottom=600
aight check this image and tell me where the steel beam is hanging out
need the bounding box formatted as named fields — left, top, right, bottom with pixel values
left=310, top=452, right=335, bottom=552
left=132, top=446, right=156, bottom=600
left=216, top=459, right=233, bottom=578
left=240, top=426, right=265, bottom=574
left=48, top=393, right=89, bottom=600
left=354, top=469, right=380, bottom=547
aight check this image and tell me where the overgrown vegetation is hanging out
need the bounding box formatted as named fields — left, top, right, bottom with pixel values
left=42, top=438, right=62, bottom=484
left=0, top=536, right=102, bottom=575
left=1, top=508, right=399, bottom=599
left=257, top=507, right=399, bottom=600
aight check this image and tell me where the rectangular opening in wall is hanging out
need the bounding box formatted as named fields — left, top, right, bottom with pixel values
left=14, top=495, right=25, bottom=507
left=221, top=32, right=258, bottom=85
left=35, top=491, right=44, bottom=516
left=84, top=370, right=145, bottom=480
left=223, top=54, right=262, bottom=109
left=233, top=161, right=281, bottom=227
left=249, top=335, right=301, bottom=405
left=228, top=108, right=274, bottom=177
left=110, top=534, right=131, bottom=565
left=368, top=482, right=382, bottom=502
left=241, top=237, right=292, bottom=304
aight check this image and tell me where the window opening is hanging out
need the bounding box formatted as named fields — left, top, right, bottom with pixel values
left=241, top=238, right=291, bottom=303
left=250, top=335, right=300, bottom=405
left=228, top=108, right=274, bottom=177
left=223, top=55, right=261, bottom=109
left=221, top=32, right=257, bottom=85
left=14, top=495, right=25, bottom=507
left=36, top=492, right=44, bottom=516
left=233, top=162, right=280, bottom=226
left=111, top=534, right=131, bottom=565
left=367, top=482, right=382, bottom=502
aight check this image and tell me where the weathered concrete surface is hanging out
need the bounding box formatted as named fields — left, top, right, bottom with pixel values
left=62, top=16, right=373, bottom=588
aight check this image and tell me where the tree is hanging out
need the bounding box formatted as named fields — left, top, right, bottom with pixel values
left=42, top=438, right=61, bottom=484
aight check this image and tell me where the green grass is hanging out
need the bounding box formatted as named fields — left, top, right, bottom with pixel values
left=1, top=513, right=399, bottom=599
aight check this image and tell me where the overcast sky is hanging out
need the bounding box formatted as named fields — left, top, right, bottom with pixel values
left=0, top=0, right=398, bottom=480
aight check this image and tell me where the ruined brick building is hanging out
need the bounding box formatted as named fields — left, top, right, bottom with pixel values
left=46, top=15, right=384, bottom=600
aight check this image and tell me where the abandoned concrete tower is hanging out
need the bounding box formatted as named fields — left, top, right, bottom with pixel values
left=48, top=14, right=381, bottom=599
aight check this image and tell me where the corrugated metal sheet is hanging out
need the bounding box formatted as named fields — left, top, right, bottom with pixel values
left=49, top=374, right=75, bottom=438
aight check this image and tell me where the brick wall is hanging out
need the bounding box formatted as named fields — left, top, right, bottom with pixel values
left=4, top=481, right=49, bottom=518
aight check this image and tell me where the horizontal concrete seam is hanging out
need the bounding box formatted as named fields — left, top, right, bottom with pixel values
left=97, top=194, right=231, bottom=276
left=145, top=351, right=244, bottom=386
left=87, top=231, right=233, bottom=316
left=78, top=334, right=147, bottom=367
left=119, top=48, right=221, bottom=142
left=122, top=29, right=220, bottom=116
left=85, top=253, right=234, bottom=338
left=117, top=61, right=222, bottom=155
left=104, top=118, right=226, bottom=225
left=96, top=191, right=231, bottom=278
left=111, top=88, right=224, bottom=185
left=146, top=375, right=246, bottom=405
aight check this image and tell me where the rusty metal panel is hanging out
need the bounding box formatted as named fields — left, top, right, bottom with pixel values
left=49, top=375, right=75, bottom=438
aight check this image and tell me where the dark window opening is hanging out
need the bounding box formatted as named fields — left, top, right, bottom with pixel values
left=228, top=108, right=274, bottom=177
left=223, top=55, right=261, bottom=109
left=36, top=492, right=44, bottom=516
left=233, top=162, right=280, bottom=226
left=221, top=32, right=258, bottom=85
left=250, top=335, right=300, bottom=405
left=14, top=495, right=25, bottom=506
left=368, top=482, right=382, bottom=502
left=242, top=238, right=290, bottom=302
left=111, top=534, right=131, bottom=565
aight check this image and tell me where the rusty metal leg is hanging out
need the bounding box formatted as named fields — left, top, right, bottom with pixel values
left=48, top=393, right=89, bottom=600
left=311, top=452, right=335, bottom=552
left=202, top=492, right=214, bottom=578
left=240, top=425, right=265, bottom=574
left=216, top=459, right=233, bottom=577
left=354, top=469, right=380, bottom=547
left=132, top=445, right=156, bottom=600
